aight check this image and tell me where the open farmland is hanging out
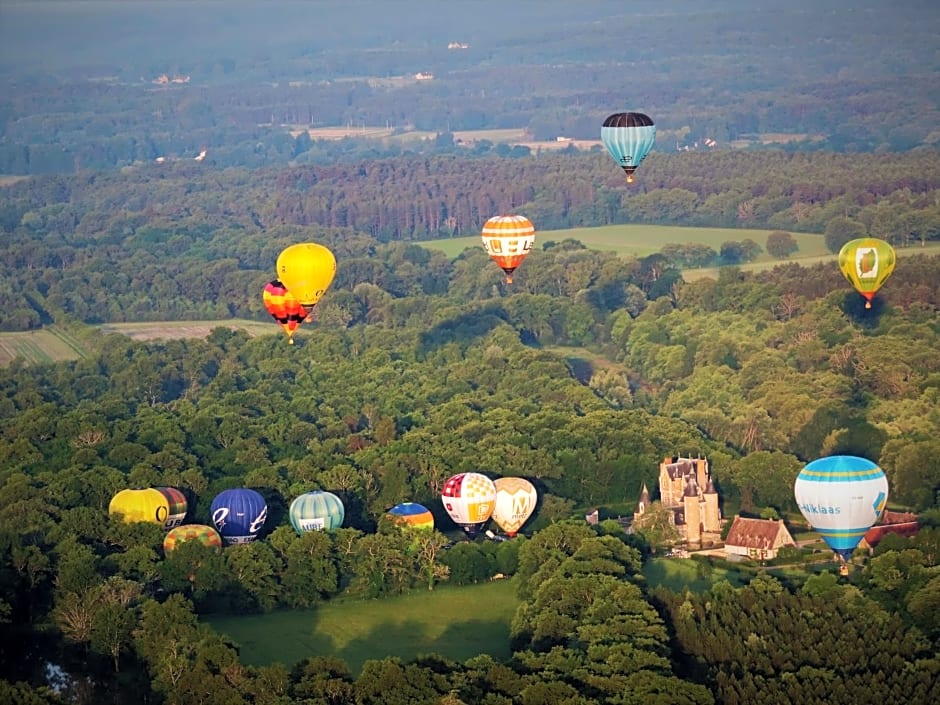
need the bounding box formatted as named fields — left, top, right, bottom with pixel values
left=286, top=125, right=602, bottom=151
left=419, top=224, right=940, bottom=281
left=97, top=319, right=273, bottom=341
left=418, top=224, right=830, bottom=260
left=0, top=320, right=276, bottom=367
left=0, top=327, right=88, bottom=366
left=207, top=580, right=518, bottom=676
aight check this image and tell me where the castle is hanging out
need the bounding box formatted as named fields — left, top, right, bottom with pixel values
left=634, top=456, right=722, bottom=545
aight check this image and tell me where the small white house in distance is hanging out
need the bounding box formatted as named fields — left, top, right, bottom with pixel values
left=724, top=516, right=796, bottom=561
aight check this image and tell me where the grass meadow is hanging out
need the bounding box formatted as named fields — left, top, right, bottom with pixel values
left=419, top=224, right=940, bottom=281
left=206, top=579, right=519, bottom=675
left=206, top=553, right=847, bottom=674
left=0, top=320, right=273, bottom=367
left=419, top=223, right=832, bottom=267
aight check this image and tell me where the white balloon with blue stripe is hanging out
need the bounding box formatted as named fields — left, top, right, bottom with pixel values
left=794, top=455, right=888, bottom=561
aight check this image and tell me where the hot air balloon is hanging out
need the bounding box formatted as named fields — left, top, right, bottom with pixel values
left=163, top=524, right=223, bottom=555
left=601, top=112, right=656, bottom=183
left=492, top=477, right=538, bottom=537
left=441, top=472, right=496, bottom=537
left=481, top=215, right=535, bottom=284
left=289, top=491, right=345, bottom=534
left=155, top=487, right=188, bottom=529
left=262, top=279, right=308, bottom=345
left=210, top=488, right=268, bottom=545
left=794, top=455, right=888, bottom=562
left=109, top=488, right=170, bottom=526
left=275, top=243, right=337, bottom=309
left=838, top=238, right=896, bottom=309
left=387, top=502, right=434, bottom=531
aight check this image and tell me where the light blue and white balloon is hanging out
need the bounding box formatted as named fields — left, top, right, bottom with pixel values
left=794, top=455, right=888, bottom=561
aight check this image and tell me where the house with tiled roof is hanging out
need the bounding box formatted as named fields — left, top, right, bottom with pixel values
left=724, top=516, right=795, bottom=561
left=859, top=510, right=920, bottom=551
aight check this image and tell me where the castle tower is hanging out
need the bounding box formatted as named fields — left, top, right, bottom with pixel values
left=683, top=478, right=702, bottom=544
left=703, top=478, right=721, bottom=533
left=694, top=457, right=709, bottom=491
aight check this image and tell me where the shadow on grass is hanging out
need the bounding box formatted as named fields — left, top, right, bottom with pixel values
left=207, top=581, right=517, bottom=676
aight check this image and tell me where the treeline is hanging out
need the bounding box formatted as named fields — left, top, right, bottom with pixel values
left=2, top=150, right=939, bottom=254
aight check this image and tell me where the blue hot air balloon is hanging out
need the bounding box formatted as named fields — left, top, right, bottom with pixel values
left=794, top=455, right=888, bottom=561
left=289, top=491, right=345, bottom=534
left=210, top=489, right=268, bottom=545
left=601, top=112, right=656, bottom=183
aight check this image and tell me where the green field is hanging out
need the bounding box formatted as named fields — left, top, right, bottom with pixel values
left=419, top=224, right=831, bottom=260
left=419, top=224, right=940, bottom=281
left=0, top=327, right=89, bottom=366
left=0, top=320, right=276, bottom=367
left=642, top=557, right=752, bottom=593
left=206, top=580, right=518, bottom=675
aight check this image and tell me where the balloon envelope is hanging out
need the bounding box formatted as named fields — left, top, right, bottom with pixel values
left=289, top=491, right=345, bottom=534
left=155, top=487, right=188, bottom=529
left=441, top=472, right=496, bottom=536
left=481, top=215, right=535, bottom=284
left=275, top=243, right=337, bottom=308
left=794, top=455, right=888, bottom=561
left=109, top=488, right=170, bottom=526
left=492, top=477, right=538, bottom=536
left=263, top=279, right=308, bottom=344
left=163, top=524, right=223, bottom=554
left=837, top=238, right=896, bottom=309
left=601, top=112, right=656, bottom=183
left=387, top=502, right=434, bottom=531
left=210, top=489, right=268, bottom=545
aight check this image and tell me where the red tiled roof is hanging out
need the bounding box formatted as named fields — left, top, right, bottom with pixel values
left=864, top=522, right=919, bottom=546
left=878, top=510, right=918, bottom=525
left=725, top=516, right=792, bottom=550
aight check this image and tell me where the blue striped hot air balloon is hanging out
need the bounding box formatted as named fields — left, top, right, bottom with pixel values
left=601, top=112, right=656, bottom=183
left=794, top=455, right=888, bottom=561
left=289, top=491, right=345, bottom=534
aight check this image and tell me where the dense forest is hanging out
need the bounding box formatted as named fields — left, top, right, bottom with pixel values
left=1, top=210, right=939, bottom=701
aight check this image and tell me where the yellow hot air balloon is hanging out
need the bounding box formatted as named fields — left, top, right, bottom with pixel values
left=109, top=488, right=170, bottom=525
left=837, top=238, right=896, bottom=309
left=275, top=243, right=337, bottom=309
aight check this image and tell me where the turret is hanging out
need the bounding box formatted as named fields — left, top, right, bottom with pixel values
left=703, top=478, right=721, bottom=533
left=683, top=478, right=702, bottom=544
left=638, top=483, right=650, bottom=514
